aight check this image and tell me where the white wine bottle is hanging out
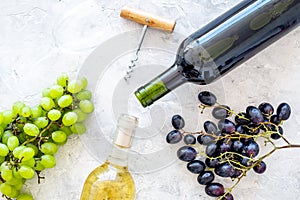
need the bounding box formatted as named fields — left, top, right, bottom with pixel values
left=80, top=114, right=138, bottom=200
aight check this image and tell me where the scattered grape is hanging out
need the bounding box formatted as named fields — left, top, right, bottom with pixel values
left=183, top=134, right=196, bottom=145
left=171, top=114, right=185, bottom=129
left=166, top=130, right=182, bottom=144
left=205, top=182, right=224, bottom=197
left=197, top=171, right=215, bottom=185
left=177, top=146, right=197, bottom=162
left=198, top=91, right=217, bottom=106
left=187, top=160, right=205, bottom=174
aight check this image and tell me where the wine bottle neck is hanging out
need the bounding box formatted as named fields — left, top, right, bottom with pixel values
left=134, top=65, right=187, bottom=107
left=107, top=144, right=130, bottom=167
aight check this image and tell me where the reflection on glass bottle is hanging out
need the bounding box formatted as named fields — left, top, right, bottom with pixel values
left=135, top=0, right=300, bottom=107
left=80, top=114, right=138, bottom=200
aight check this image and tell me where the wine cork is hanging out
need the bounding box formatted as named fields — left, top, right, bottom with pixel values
left=120, top=6, right=176, bottom=32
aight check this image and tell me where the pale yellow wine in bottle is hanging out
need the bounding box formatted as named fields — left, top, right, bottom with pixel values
left=80, top=114, right=138, bottom=200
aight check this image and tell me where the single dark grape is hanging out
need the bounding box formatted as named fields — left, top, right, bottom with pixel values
left=177, top=146, right=197, bottom=162
left=171, top=114, right=185, bottom=129
left=206, top=143, right=219, bottom=157
left=212, top=105, right=230, bottom=119
left=184, top=134, right=196, bottom=145
left=235, top=124, right=246, bottom=134
left=277, top=103, right=291, bottom=120
left=187, top=160, right=206, bottom=174
left=198, top=91, right=217, bottom=106
left=244, top=140, right=259, bottom=157
left=235, top=112, right=250, bottom=125
left=246, top=106, right=264, bottom=125
left=197, top=135, right=214, bottom=145
left=253, top=161, right=267, bottom=174
left=270, top=114, right=281, bottom=125
left=231, top=168, right=243, bottom=178
left=220, top=193, right=234, bottom=200
left=218, top=140, right=232, bottom=153
left=214, top=163, right=235, bottom=178
left=205, top=157, right=220, bottom=168
left=197, top=171, right=215, bottom=185
left=271, top=126, right=283, bottom=140
left=166, top=130, right=182, bottom=144
left=258, top=102, right=274, bottom=116
left=218, top=119, right=236, bottom=134
left=205, top=182, right=225, bottom=197
left=204, top=121, right=218, bottom=134
left=231, top=140, right=244, bottom=153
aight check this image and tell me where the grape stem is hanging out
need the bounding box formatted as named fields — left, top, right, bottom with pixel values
left=21, top=121, right=54, bottom=146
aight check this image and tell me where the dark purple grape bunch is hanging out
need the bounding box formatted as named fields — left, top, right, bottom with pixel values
left=166, top=90, right=292, bottom=200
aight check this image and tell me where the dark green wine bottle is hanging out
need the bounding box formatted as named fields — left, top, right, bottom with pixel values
left=135, top=0, right=300, bottom=107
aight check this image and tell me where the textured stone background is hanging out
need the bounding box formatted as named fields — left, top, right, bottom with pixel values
left=0, top=0, right=300, bottom=200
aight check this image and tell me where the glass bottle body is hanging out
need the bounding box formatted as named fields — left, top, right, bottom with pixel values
left=135, top=0, right=300, bottom=107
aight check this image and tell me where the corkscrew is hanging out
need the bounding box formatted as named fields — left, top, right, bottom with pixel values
left=120, top=6, right=176, bottom=81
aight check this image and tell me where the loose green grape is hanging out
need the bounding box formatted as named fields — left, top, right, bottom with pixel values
left=12, top=101, right=25, bottom=115
left=59, top=126, right=73, bottom=136
left=70, top=123, right=86, bottom=134
left=67, top=80, right=83, bottom=94
left=52, top=131, right=67, bottom=144
left=18, top=147, right=35, bottom=161
left=81, top=77, right=88, bottom=89
left=56, top=73, right=69, bottom=87
left=40, top=97, right=55, bottom=111
left=47, top=109, right=61, bottom=121
left=31, top=106, right=43, bottom=118
left=40, top=142, right=58, bottom=155
left=34, top=160, right=45, bottom=172
left=25, top=144, right=38, bottom=156
left=2, top=130, right=13, bottom=144
left=73, top=109, right=87, bottom=122
left=79, top=100, right=94, bottom=113
left=34, top=117, right=49, bottom=129
left=7, top=136, right=20, bottom=151
left=20, top=158, right=35, bottom=168
left=0, top=182, right=13, bottom=196
left=3, top=110, right=15, bottom=125
left=18, top=165, right=35, bottom=179
left=76, top=90, right=92, bottom=101
left=62, top=112, right=78, bottom=126
left=0, top=112, right=4, bottom=124
left=40, top=155, right=56, bottom=168
left=0, top=143, right=9, bottom=156
left=13, top=146, right=26, bottom=158
left=23, top=123, right=39, bottom=136
left=57, top=95, right=73, bottom=108
left=49, top=85, right=64, bottom=99
left=1, top=168, right=13, bottom=181
left=42, top=88, right=51, bottom=97
left=20, top=106, right=32, bottom=118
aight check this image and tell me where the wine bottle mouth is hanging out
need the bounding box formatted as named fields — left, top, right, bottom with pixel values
left=134, top=88, right=152, bottom=107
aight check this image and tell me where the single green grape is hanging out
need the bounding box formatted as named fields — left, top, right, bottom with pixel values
left=2, top=110, right=15, bottom=125
left=23, top=123, right=40, bottom=136
left=1, top=167, right=13, bottom=181
left=40, top=97, right=55, bottom=111
left=76, top=90, right=92, bottom=101
left=20, top=106, right=32, bottom=118
left=13, top=146, right=26, bottom=158
left=18, top=165, right=35, bottom=179
left=40, top=142, right=58, bottom=155
left=34, top=117, right=49, bottom=129
left=62, top=112, right=78, bottom=126
left=31, top=106, right=43, bottom=118
left=25, top=144, right=38, bottom=156
left=18, top=147, right=35, bottom=161
left=42, top=88, right=51, bottom=98
left=34, top=160, right=45, bottom=172
left=70, top=123, right=86, bottom=134
left=12, top=167, right=23, bottom=180
left=59, top=126, right=73, bottom=136
left=47, top=109, right=61, bottom=121
left=81, top=77, right=88, bottom=89
left=58, top=94, right=73, bottom=108
left=56, top=73, right=69, bottom=87
left=79, top=100, right=94, bottom=113
left=73, top=109, right=87, bottom=122
left=20, top=158, right=35, bottom=168
left=40, top=154, right=56, bottom=168
left=0, top=182, right=13, bottom=196
left=49, top=85, right=64, bottom=99
left=67, top=80, right=83, bottom=94
left=52, top=131, right=67, bottom=144
left=12, top=101, right=25, bottom=115
left=2, top=130, right=13, bottom=144
left=0, top=143, right=9, bottom=156
left=7, top=136, right=20, bottom=151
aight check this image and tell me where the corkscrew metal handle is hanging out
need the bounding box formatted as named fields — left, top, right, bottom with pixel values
left=120, top=6, right=176, bottom=32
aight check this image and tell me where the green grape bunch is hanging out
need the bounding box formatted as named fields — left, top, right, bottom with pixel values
left=0, top=73, right=94, bottom=200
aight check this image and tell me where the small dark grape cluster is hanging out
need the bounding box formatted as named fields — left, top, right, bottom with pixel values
left=166, top=91, right=292, bottom=200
